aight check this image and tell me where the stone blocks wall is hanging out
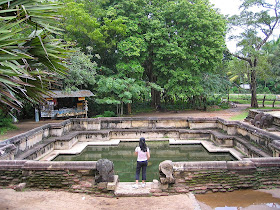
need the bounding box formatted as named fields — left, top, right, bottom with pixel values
left=0, top=160, right=112, bottom=194
left=161, top=158, right=280, bottom=194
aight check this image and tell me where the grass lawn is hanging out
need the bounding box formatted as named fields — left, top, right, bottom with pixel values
left=230, top=111, right=249, bottom=121
left=232, top=99, right=280, bottom=106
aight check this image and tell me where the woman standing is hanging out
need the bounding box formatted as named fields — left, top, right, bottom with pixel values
left=133, top=137, right=150, bottom=188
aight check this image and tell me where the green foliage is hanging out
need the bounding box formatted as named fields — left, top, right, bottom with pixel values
left=0, top=110, right=16, bottom=135
left=95, top=111, right=116, bottom=118
left=58, top=0, right=126, bottom=62
left=58, top=0, right=227, bottom=113
left=0, top=0, right=68, bottom=112
left=95, top=76, right=149, bottom=105
left=226, top=57, right=250, bottom=84
left=115, top=0, right=226, bottom=102
left=262, top=37, right=280, bottom=93
left=257, top=86, right=271, bottom=94
left=63, top=48, right=97, bottom=91
left=228, top=0, right=280, bottom=107
left=17, top=102, right=35, bottom=120
left=201, top=73, right=230, bottom=96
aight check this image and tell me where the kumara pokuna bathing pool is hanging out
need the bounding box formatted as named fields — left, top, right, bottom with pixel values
left=1, top=117, right=280, bottom=195
left=53, top=141, right=236, bottom=182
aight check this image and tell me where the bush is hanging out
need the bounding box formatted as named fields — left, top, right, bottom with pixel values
left=231, top=86, right=239, bottom=93
left=95, top=111, right=116, bottom=118
left=0, top=110, right=17, bottom=135
left=18, top=103, right=35, bottom=120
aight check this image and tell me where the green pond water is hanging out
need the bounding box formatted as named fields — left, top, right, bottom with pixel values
left=53, top=141, right=236, bottom=182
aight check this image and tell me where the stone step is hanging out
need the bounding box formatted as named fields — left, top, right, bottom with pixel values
left=114, top=182, right=153, bottom=197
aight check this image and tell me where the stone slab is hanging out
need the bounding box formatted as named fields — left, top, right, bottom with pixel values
left=114, top=182, right=153, bottom=197
left=266, top=111, right=280, bottom=118
left=107, top=175, right=119, bottom=191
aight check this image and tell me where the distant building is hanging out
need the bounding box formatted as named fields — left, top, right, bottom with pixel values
left=240, top=84, right=250, bottom=90
left=40, top=90, right=94, bottom=119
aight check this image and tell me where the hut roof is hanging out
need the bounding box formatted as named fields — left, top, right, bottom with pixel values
left=43, top=90, right=94, bottom=98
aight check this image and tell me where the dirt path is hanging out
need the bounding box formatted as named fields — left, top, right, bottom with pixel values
left=0, top=189, right=196, bottom=210
left=132, top=104, right=250, bottom=119
left=0, top=188, right=279, bottom=210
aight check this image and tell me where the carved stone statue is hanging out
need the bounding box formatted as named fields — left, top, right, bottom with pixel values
left=251, top=112, right=273, bottom=129
left=260, top=114, right=273, bottom=128
left=95, top=159, right=114, bottom=183
left=159, top=160, right=175, bottom=184
left=251, top=112, right=264, bottom=127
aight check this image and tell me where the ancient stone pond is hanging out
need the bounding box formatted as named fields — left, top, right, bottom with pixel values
left=0, top=116, right=279, bottom=196
left=53, top=141, right=236, bottom=182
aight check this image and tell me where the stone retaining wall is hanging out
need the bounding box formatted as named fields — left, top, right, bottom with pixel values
left=160, top=158, right=280, bottom=194
left=1, top=158, right=280, bottom=195
left=0, top=160, right=112, bottom=194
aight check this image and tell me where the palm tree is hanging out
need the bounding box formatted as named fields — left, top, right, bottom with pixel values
left=0, top=0, right=68, bottom=113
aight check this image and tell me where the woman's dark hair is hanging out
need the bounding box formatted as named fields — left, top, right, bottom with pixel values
left=139, top=137, right=147, bottom=152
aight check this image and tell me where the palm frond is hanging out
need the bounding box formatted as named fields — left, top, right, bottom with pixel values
left=0, top=0, right=69, bottom=112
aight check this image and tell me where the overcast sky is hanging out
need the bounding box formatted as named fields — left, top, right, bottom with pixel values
left=210, top=0, right=242, bottom=16
left=209, top=0, right=242, bottom=52
left=209, top=0, right=280, bottom=52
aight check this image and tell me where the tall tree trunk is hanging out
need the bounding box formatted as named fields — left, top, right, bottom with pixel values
left=116, top=104, right=119, bottom=116
left=250, top=67, right=258, bottom=108
left=151, top=86, right=160, bottom=108
left=143, top=51, right=160, bottom=108
left=127, top=103, right=132, bottom=115
left=273, top=99, right=276, bottom=107
left=149, top=69, right=160, bottom=108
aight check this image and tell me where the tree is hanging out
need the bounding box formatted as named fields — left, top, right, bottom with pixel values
left=58, top=0, right=226, bottom=111
left=226, top=58, right=250, bottom=85
left=229, top=0, right=280, bottom=107
left=62, top=48, right=97, bottom=91
left=263, top=37, right=280, bottom=92
left=95, top=77, right=149, bottom=116
left=0, top=0, right=68, bottom=113
left=58, top=0, right=126, bottom=69
left=115, top=0, right=226, bottom=107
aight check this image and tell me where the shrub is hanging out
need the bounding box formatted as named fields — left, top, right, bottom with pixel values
left=95, top=111, right=116, bottom=118
left=0, top=110, right=17, bottom=135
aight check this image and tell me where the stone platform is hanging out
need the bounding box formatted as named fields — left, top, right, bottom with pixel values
left=114, top=182, right=153, bottom=197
